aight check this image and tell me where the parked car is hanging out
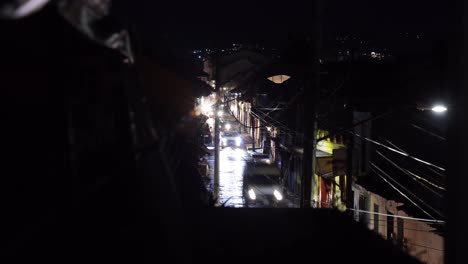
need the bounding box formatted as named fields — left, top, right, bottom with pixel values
left=242, top=161, right=285, bottom=207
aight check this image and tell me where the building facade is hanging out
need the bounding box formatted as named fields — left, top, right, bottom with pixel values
left=353, top=183, right=444, bottom=264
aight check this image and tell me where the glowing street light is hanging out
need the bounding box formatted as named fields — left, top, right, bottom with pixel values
left=431, top=105, right=448, bottom=113
left=416, top=103, right=449, bottom=114
left=207, top=118, right=214, bottom=126
left=217, top=111, right=223, bottom=117
left=225, top=123, right=231, bottom=130
left=201, top=104, right=212, bottom=113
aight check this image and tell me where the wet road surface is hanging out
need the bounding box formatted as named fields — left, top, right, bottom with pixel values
left=207, top=146, right=251, bottom=207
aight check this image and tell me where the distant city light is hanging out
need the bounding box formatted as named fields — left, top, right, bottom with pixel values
left=207, top=118, right=215, bottom=126
left=201, top=104, right=212, bottom=113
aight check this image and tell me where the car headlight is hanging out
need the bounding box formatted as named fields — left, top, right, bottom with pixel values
left=235, top=137, right=242, bottom=146
left=248, top=189, right=256, bottom=200
left=273, top=190, right=283, bottom=201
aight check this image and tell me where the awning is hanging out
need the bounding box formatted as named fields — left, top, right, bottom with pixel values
left=279, top=144, right=331, bottom=158
left=279, top=143, right=336, bottom=179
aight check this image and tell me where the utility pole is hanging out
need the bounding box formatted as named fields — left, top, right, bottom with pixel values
left=213, top=57, right=220, bottom=206
left=251, top=98, right=255, bottom=150
left=300, top=0, right=321, bottom=208
left=345, top=104, right=354, bottom=215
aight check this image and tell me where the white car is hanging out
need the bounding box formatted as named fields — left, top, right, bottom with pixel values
left=242, top=161, right=285, bottom=207
left=220, top=131, right=242, bottom=148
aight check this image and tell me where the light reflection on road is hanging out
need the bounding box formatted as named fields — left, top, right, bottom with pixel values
left=218, top=147, right=250, bottom=207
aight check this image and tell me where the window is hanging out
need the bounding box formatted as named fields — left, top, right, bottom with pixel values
left=374, top=204, right=379, bottom=233
left=387, top=211, right=394, bottom=242
left=359, top=195, right=367, bottom=224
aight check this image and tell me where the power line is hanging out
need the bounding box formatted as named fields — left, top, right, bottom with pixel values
left=367, top=219, right=445, bottom=234
left=352, top=132, right=446, bottom=172
left=379, top=137, right=445, bottom=181
left=251, top=110, right=299, bottom=135
left=426, top=166, right=446, bottom=178
left=226, top=103, right=262, bottom=129
left=370, top=163, right=439, bottom=219
left=376, top=150, right=446, bottom=194
left=371, top=162, right=444, bottom=218
left=347, top=208, right=445, bottom=224
left=383, top=138, right=408, bottom=154
left=410, top=123, right=446, bottom=141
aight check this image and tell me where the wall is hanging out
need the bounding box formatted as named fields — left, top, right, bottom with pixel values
left=353, top=184, right=444, bottom=264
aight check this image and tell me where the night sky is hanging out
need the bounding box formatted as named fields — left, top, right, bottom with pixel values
left=114, top=0, right=453, bottom=49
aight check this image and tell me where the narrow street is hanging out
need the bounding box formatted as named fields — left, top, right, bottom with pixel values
left=206, top=146, right=251, bottom=207
left=202, top=111, right=254, bottom=207
left=203, top=117, right=296, bottom=207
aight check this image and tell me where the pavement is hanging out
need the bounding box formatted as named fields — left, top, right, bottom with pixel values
left=202, top=132, right=299, bottom=208
left=199, top=112, right=300, bottom=207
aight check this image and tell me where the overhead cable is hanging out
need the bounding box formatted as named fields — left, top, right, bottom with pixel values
left=347, top=208, right=445, bottom=224
left=370, top=163, right=439, bottom=219
left=376, top=150, right=446, bottom=193
left=352, top=132, right=446, bottom=172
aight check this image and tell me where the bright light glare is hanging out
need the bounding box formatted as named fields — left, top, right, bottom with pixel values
left=432, top=105, right=447, bottom=113
left=248, top=189, right=256, bottom=200
left=225, top=123, right=231, bottom=130
left=201, top=104, right=212, bottom=113
left=273, top=190, right=283, bottom=201
left=14, top=0, right=50, bottom=18
left=235, top=137, right=242, bottom=146
left=217, top=111, right=223, bottom=117
left=235, top=148, right=245, bottom=154
left=207, top=118, right=214, bottom=126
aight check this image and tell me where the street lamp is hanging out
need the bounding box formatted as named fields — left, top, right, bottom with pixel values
left=416, top=103, right=448, bottom=113
left=313, top=101, right=448, bottom=210
left=431, top=105, right=448, bottom=113
left=318, top=102, right=449, bottom=143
